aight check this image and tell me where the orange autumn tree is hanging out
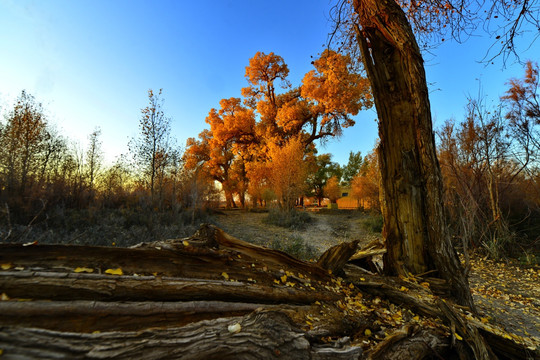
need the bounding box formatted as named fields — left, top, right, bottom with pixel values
left=298, top=49, right=372, bottom=143
left=351, top=151, right=380, bottom=210
left=187, top=51, right=371, bottom=208
left=245, top=160, right=272, bottom=207
left=242, top=50, right=372, bottom=146
left=267, top=137, right=310, bottom=210
left=184, top=98, right=255, bottom=208
left=323, top=176, right=341, bottom=204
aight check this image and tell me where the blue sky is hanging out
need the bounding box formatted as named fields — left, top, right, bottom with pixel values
left=0, top=0, right=538, bottom=166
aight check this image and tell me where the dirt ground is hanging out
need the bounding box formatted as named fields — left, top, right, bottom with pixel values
left=214, top=209, right=380, bottom=254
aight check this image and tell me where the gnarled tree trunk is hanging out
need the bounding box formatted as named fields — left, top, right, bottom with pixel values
left=352, top=0, right=475, bottom=310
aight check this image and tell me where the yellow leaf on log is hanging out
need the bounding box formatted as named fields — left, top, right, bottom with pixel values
left=105, top=268, right=123, bottom=276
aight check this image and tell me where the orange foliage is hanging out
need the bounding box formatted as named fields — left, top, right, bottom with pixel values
left=186, top=51, right=372, bottom=207
left=300, top=49, right=372, bottom=137
left=267, top=137, right=309, bottom=209
left=323, top=176, right=341, bottom=203
left=184, top=98, right=256, bottom=208
left=351, top=151, right=380, bottom=210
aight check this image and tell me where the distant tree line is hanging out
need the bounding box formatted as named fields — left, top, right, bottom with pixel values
left=438, top=61, right=540, bottom=259
left=0, top=89, right=217, bottom=243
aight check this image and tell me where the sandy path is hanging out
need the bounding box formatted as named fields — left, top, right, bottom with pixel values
left=214, top=210, right=378, bottom=254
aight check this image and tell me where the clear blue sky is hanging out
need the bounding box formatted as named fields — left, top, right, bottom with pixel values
left=0, top=0, right=538, bottom=166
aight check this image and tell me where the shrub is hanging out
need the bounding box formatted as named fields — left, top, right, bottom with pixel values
left=262, top=208, right=313, bottom=230
left=270, top=235, right=319, bottom=261
left=360, top=214, right=383, bottom=233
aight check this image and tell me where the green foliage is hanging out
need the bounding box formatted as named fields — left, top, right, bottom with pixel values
left=306, top=153, right=342, bottom=205
left=517, top=251, right=539, bottom=266
left=269, top=235, right=319, bottom=261
left=262, top=208, right=313, bottom=230
left=359, top=214, right=383, bottom=233
left=341, top=151, right=364, bottom=185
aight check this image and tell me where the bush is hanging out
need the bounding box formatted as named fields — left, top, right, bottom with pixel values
left=1, top=207, right=215, bottom=247
left=262, top=208, right=313, bottom=230
left=359, top=214, right=383, bottom=233
left=270, top=235, right=319, bottom=261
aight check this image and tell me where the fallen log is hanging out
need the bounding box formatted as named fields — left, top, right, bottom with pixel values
left=0, top=300, right=277, bottom=332
left=0, top=271, right=340, bottom=304
left=1, top=225, right=538, bottom=359
left=0, top=310, right=363, bottom=360
left=0, top=224, right=331, bottom=285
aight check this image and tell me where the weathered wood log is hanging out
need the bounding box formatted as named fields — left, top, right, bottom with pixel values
left=0, top=271, right=341, bottom=304
left=348, top=238, right=385, bottom=274
left=0, top=300, right=293, bottom=332
left=317, top=240, right=359, bottom=274
left=436, top=299, right=496, bottom=360
left=0, top=224, right=331, bottom=286
left=366, top=325, right=450, bottom=359
left=0, top=310, right=363, bottom=360
left=1, top=225, right=537, bottom=359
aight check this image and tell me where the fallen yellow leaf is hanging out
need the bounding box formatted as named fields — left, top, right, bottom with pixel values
left=1, top=263, right=12, bottom=270
left=221, top=272, right=229, bottom=280
left=280, top=275, right=287, bottom=283
left=74, top=267, right=94, bottom=273
left=1, top=293, right=9, bottom=301
left=454, top=333, right=463, bottom=341
left=105, top=268, right=123, bottom=276
left=365, top=329, right=372, bottom=336
left=183, top=240, right=189, bottom=246
left=400, top=286, right=409, bottom=292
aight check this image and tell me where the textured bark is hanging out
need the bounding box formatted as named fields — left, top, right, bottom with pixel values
left=0, top=271, right=340, bottom=304
left=345, top=264, right=538, bottom=359
left=1, top=226, right=534, bottom=359
left=0, top=225, right=329, bottom=281
left=317, top=240, right=359, bottom=274
left=0, top=300, right=271, bottom=332
left=0, top=311, right=363, bottom=360
left=352, top=0, right=475, bottom=310
left=367, top=326, right=450, bottom=360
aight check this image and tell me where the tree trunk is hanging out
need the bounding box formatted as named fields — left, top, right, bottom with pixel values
left=352, top=0, right=475, bottom=310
